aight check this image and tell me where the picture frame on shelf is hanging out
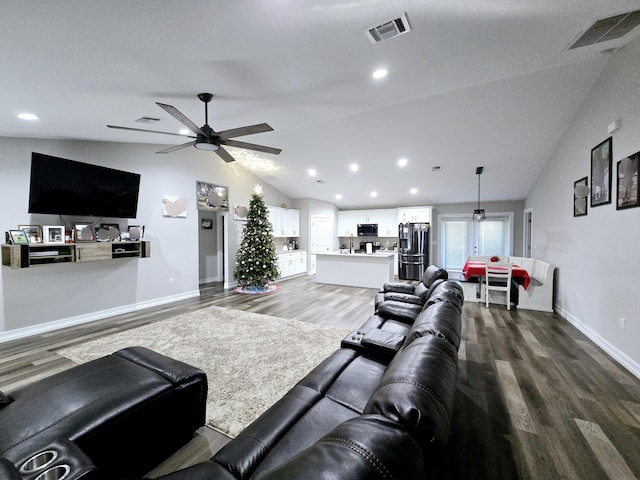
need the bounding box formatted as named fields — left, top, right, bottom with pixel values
left=73, top=222, right=96, bottom=243
left=128, top=225, right=144, bottom=241
left=8, top=229, right=29, bottom=245
left=43, top=226, right=66, bottom=244
left=616, top=151, right=639, bottom=210
left=18, top=224, right=43, bottom=243
left=96, top=223, right=121, bottom=242
left=573, top=177, right=589, bottom=217
left=590, top=137, right=612, bottom=208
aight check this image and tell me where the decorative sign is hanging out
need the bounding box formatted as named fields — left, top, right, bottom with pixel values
left=163, top=196, right=188, bottom=218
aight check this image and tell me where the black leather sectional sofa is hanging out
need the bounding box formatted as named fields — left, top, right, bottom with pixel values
left=155, top=268, right=463, bottom=480
left=0, top=265, right=462, bottom=480
left=0, top=347, right=207, bottom=480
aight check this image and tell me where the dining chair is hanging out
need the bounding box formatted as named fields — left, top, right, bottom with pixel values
left=484, top=262, right=513, bottom=310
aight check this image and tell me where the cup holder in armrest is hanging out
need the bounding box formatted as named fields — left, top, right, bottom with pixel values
left=20, top=450, right=58, bottom=474
left=34, top=465, right=71, bottom=480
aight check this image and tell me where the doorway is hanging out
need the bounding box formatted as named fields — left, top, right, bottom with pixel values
left=310, top=216, right=332, bottom=274
left=198, top=211, right=226, bottom=287
left=523, top=208, right=533, bottom=258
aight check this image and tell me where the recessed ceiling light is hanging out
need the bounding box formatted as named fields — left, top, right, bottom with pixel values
left=18, top=113, right=38, bottom=120
left=350, top=164, right=359, bottom=172
left=398, top=158, right=408, bottom=167
left=372, top=68, right=388, bottom=79
left=370, top=191, right=378, bottom=197
left=335, top=194, right=342, bottom=200
left=179, top=129, right=191, bottom=135
left=308, top=169, right=317, bottom=176
left=410, top=188, right=418, bottom=194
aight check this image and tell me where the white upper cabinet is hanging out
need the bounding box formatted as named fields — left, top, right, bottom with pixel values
left=356, top=210, right=378, bottom=224
left=397, top=206, right=431, bottom=224
left=268, top=207, right=300, bottom=237
left=337, top=211, right=358, bottom=237
left=377, top=209, right=398, bottom=237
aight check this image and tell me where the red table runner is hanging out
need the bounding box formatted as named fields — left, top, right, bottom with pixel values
left=462, top=260, right=531, bottom=290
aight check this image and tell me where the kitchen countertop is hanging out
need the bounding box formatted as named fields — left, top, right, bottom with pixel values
left=316, top=251, right=395, bottom=257
left=277, top=249, right=306, bottom=255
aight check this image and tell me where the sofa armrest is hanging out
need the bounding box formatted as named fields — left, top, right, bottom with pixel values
left=382, top=282, right=417, bottom=295
left=114, top=346, right=207, bottom=388
left=0, top=458, right=22, bottom=480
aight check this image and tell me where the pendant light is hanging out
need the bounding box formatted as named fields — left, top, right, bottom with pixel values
left=472, top=166, right=486, bottom=221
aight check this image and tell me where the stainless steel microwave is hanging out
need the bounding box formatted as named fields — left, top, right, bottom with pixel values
left=357, top=224, right=378, bottom=236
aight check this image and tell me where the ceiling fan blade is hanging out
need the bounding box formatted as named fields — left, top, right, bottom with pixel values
left=215, top=146, right=236, bottom=163
left=222, top=139, right=282, bottom=155
left=156, top=102, right=206, bottom=136
left=156, top=141, right=196, bottom=154
left=216, top=123, right=273, bottom=140
left=107, top=124, right=196, bottom=138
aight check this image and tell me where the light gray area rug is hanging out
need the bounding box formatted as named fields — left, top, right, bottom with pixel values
left=57, top=306, right=350, bottom=438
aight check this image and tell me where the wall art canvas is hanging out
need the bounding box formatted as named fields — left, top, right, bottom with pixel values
left=197, top=181, right=229, bottom=211
left=590, top=137, right=612, bottom=207
left=163, top=195, right=188, bottom=218
left=616, top=151, right=639, bottom=210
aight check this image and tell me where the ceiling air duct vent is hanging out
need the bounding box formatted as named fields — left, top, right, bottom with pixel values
left=567, top=9, right=640, bottom=50
left=365, top=13, right=411, bottom=44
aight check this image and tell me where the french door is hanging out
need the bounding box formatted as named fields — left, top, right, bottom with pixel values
left=439, top=213, right=513, bottom=271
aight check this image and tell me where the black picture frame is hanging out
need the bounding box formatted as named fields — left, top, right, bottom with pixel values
left=9, top=229, right=29, bottom=245
left=590, top=137, right=612, bottom=207
left=616, top=151, right=639, bottom=210
left=573, top=177, right=589, bottom=217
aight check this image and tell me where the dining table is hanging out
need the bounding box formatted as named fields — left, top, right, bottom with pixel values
left=462, top=260, right=531, bottom=290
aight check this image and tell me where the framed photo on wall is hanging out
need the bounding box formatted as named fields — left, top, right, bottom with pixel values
left=573, top=177, right=589, bottom=217
left=590, top=137, right=612, bottom=208
left=616, top=151, right=639, bottom=210
left=197, top=181, right=229, bottom=211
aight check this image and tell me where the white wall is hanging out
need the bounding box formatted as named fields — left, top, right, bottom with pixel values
left=526, top=36, right=640, bottom=377
left=0, top=137, right=290, bottom=338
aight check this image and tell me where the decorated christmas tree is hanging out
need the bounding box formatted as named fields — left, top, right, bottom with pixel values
left=234, top=186, right=280, bottom=291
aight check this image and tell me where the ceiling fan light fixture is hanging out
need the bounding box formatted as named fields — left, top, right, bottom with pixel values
left=194, top=137, right=220, bottom=151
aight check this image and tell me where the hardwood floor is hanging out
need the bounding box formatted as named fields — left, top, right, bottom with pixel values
left=1, top=275, right=638, bottom=479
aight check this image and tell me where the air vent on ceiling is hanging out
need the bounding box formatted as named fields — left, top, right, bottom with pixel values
left=567, top=9, right=640, bottom=50
left=365, top=13, right=411, bottom=44
left=135, top=116, right=161, bottom=124
left=432, top=166, right=444, bottom=173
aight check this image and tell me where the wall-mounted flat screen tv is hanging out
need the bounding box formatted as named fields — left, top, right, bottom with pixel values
left=28, top=152, right=141, bottom=218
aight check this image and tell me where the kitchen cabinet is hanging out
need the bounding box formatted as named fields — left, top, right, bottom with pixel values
left=278, top=251, right=307, bottom=278
left=268, top=207, right=300, bottom=237
left=356, top=210, right=378, bottom=224
left=337, top=211, right=358, bottom=236
left=377, top=209, right=398, bottom=237
left=398, top=206, right=431, bottom=224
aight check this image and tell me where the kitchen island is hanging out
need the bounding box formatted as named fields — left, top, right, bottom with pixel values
left=315, top=251, right=395, bottom=289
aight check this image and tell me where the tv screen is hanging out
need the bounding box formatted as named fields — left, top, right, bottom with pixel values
left=28, top=152, right=141, bottom=218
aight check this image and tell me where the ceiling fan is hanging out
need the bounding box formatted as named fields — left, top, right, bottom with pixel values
left=107, top=93, right=281, bottom=163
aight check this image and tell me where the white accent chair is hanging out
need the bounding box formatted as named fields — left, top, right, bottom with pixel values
left=484, top=262, right=513, bottom=310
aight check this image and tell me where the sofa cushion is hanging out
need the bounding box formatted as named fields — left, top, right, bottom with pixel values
left=253, top=415, right=426, bottom=480
left=364, top=335, right=458, bottom=454
left=382, top=292, right=424, bottom=305
left=376, top=300, right=423, bottom=325
left=425, top=280, right=464, bottom=312
left=405, top=301, right=462, bottom=351
left=421, top=265, right=448, bottom=288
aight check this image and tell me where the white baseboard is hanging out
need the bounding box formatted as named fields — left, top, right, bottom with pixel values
left=555, top=305, right=640, bottom=380
left=0, top=290, right=200, bottom=344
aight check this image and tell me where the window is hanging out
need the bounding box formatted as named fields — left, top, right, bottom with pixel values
left=439, top=212, right=514, bottom=271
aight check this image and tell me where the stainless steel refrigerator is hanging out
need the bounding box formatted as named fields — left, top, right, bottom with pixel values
left=398, top=222, right=430, bottom=280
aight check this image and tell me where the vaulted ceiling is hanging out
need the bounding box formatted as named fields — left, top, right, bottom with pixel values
left=2, top=1, right=639, bottom=209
